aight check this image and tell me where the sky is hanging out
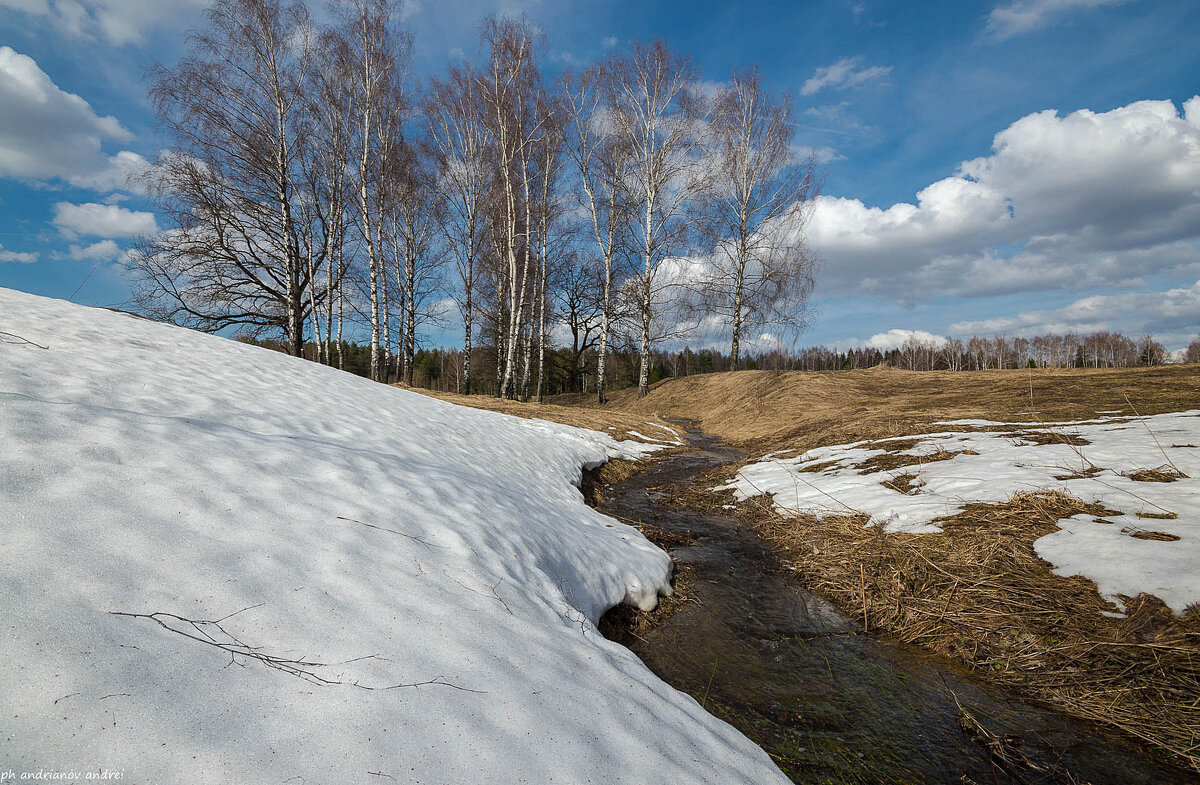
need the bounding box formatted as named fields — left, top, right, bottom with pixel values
left=0, top=0, right=1198, bottom=351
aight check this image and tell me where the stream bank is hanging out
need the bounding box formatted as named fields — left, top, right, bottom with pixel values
left=596, top=425, right=1196, bottom=784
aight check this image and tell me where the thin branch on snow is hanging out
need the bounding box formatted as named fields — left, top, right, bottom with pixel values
left=0, top=330, right=49, bottom=349
left=111, top=607, right=484, bottom=693
left=336, top=516, right=440, bottom=548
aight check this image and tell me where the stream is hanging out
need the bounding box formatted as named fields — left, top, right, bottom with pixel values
left=598, top=425, right=1197, bottom=784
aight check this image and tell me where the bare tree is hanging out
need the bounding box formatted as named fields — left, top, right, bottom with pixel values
left=477, top=16, right=548, bottom=399
left=388, top=142, right=444, bottom=385
left=428, top=64, right=491, bottom=393
left=555, top=252, right=604, bottom=392
left=562, top=64, right=633, bottom=403
left=1186, top=336, right=1200, bottom=364
left=130, top=0, right=315, bottom=354
left=696, top=69, right=819, bottom=368
left=300, top=32, right=355, bottom=365
left=336, top=0, right=410, bottom=381
left=605, top=41, right=707, bottom=397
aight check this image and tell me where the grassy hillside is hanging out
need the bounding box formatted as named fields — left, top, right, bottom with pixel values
left=556, top=364, right=1200, bottom=452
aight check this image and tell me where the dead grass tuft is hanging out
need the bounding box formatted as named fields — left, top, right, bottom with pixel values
left=1015, top=431, right=1091, bottom=447
left=1135, top=511, right=1180, bottom=520
left=1054, top=466, right=1104, bottom=480
left=1122, top=528, right=1181, bottom=542
left=880, top=472, right=924, bottom=495
left=856, top=447, right=977, bottom=474
left=1125, top=467, right=1185, bottom=483
left=598, top=562, right=697, bottom=647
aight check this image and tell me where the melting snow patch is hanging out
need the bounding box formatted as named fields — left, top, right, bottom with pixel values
left=722, top=412, right=1200, bottom=613
left=0, top=288, right=788, bottom=784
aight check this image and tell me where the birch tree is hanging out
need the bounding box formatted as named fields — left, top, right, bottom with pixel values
left=130, top=0, right=315, bottom=355
left=562, top=65, right=633, bottom=403
left=697, top=69, right=819, bottom=368
left=428, top=65, right=491, bottom=393
left=336, top=0, right=409, bottom=381
left=605, top=41, right=707, bottom=397
left=388, top=142, right=443, bottom=385
left=478, top=16, right=544, bottom=398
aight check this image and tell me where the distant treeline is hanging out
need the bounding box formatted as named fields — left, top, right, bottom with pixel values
left=241, top=329, right=1198, bottom=397
left=797, top=331, right=1180, bottom=372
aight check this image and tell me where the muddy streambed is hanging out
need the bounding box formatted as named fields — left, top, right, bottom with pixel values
left=597, top=426, right=1196, bottom=784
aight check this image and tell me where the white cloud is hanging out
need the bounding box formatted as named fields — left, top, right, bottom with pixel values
left=986, top=0, right=1129, bottom=39
left=53, top=202, right=157, bottom=239
left=0, top=0, right=208, bottom=46
left=793, top=144, right=844, bottom=164
left=0, top=243, right=38, bottom=264
left=800, top=57, right=892, bottom=96
left=798, top=97, right=1200, bottom=303
left=841, top=329, right=949, bottom=352
left=63, top=239, right=122, bottom=262
left=601, top=36, right=619, bottom=49
left=0, top=47, right=149, bottom=191
left=949, top=280, right=1200, bottom=349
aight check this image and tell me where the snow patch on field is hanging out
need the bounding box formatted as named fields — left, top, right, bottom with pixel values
left=0, top=288, right=788, bottom=784
left=723, top=412, right=1200, bottom=613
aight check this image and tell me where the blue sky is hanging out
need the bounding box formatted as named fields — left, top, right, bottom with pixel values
left=1, top=0, right=1198, bottom=350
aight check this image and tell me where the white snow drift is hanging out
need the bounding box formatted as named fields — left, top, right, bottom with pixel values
left=723, top=413, right=1200, bottom=614
left=0, top=287, right=788, bottom=784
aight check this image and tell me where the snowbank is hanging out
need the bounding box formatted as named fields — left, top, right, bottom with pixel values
left=0, top=288, right=788, bottom=784
left=723, top=413, right=1200, bottom=614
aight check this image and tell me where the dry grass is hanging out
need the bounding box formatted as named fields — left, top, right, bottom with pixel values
left=411, top=388, right=681, bottom=445
left=855, top=447, right=976, bottom=474
left=1125, top=467, right=1186, bottom=483
left=879, top=472, right=924, bottom=495
left=554, top=364, right=1200, bottom=453
left=1015, top=431, right=1091, bottom=446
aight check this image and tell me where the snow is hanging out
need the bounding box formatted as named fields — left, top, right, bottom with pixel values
left=722, top=412, right=1200, bottom=614
left=0, top=288, right=788, bottom=784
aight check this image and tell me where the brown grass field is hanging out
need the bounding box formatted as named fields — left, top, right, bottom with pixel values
left=421, top=365, right=1200, bottom=771
left=555, top=363, right=1200, bottom=452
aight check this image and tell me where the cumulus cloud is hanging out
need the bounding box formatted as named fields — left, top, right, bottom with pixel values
left=986, top=0, right=1129, bottom=39
left=0, top=0, right=208, bottom=46
left=53, top=202, right=157, bottom=239
left=800, top=57, right=892, bottom=96
left=0, top=243, right=38, bottom=264
left=0, top=47, right=149, bottom=191
left=949, top=280, right=1200, bottom=348
left=797, top=97, right=1200, bottom=303
left=62, top=239, right=123, bottom=262
left=841, top=329, right=949, bottom=352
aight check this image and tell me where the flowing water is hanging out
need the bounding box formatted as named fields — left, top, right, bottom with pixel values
left=598, top=425, right=1196, bottom=784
